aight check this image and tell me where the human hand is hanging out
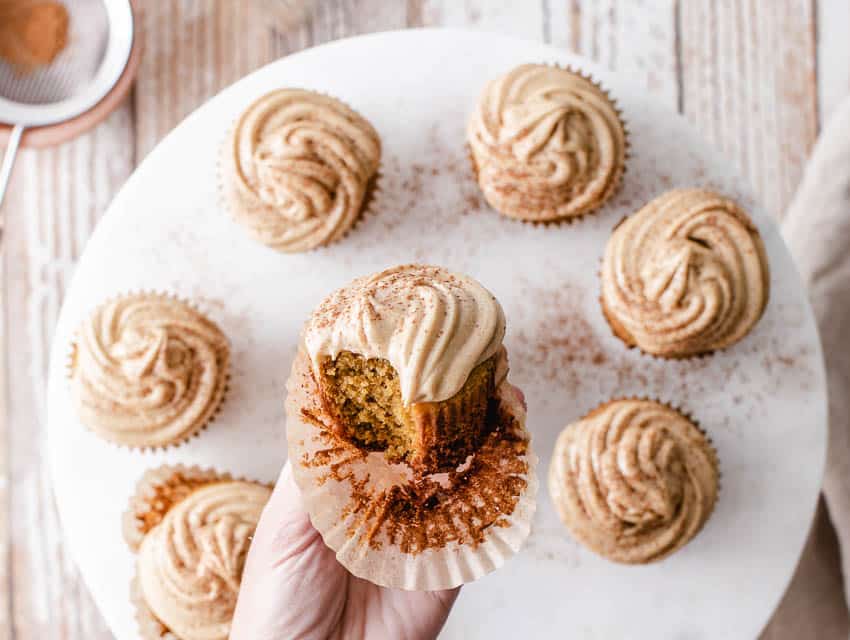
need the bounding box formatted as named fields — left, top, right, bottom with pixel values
left=231, top=462, right=460, bottom=640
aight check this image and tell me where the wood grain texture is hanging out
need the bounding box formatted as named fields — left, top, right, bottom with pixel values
left=545, top=0, right=679, bottom=108
left=134, top=1, right=272, bottom=161
left=0, top=1, right=829, bottom=638
left=4, top=104, right=135, bottom=638
left=412, top=0, right=543, bottom=37
left=818, top=0, right=850, bottom=124
left=679, top=0, right=818, bottom=219
left=269, top=0, right=406, bottom=59
left=0, top=220, right=8, bottom=640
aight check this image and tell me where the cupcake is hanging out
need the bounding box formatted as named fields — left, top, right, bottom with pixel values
left=303, top=264, right=506, bottom=473
left=69, top=293, right=230, bottom=448
left=124, top=465, right=271, bottom=640
left=287, top=264, right=537, bottom=589
left=600, top=188, right=770, bottom=358
left=548, top=399, right=718, bottom=564
left=220, top=88, right=381, bottom=253
left=466, top=63, right=627, bottom=223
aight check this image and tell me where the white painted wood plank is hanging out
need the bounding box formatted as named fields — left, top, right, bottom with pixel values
left=547, top=0, right=679, bottom=108
left=134, top=1, right=271, bottom=161
left=817, top=0, right=850, bottom=127
left=270, top=0, right=407, bottom=57
left=0, top=229, right=9, bottom=640
left=5, top=105, right=134, bottom=638
left=680, top=0, right=817, bottom=220
left=413, top=0, right=544, bottom=39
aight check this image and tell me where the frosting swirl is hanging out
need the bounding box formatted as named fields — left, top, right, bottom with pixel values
left=548, top=399, right=718, bottom=564
left=601, top=189, right=769, bottom=357
left=70, top=294, right=229, bottom=447
left=223, top=89, right=381, bottom=252
left=467, top=63, right=626, bottom=221
left=137, top=481, right=271, bottom=640
left=304, top=264, right=506, bottom=404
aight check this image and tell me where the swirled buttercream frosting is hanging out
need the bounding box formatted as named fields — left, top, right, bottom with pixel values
left=137, top=480, right=271, bottom=640
left=222, top=88, right=381, bottom=252
left=548, top=399, right=718, bottom=564
left=70, top=294, right=229, bottom=447
left=467, top=63, right=626, bottom=222
left=304, top=264, right=506, bottom=404
left=601, top=189, right=770, bottom=357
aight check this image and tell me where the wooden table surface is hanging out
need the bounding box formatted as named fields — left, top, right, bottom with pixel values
left=1, top=1, right=847, bottom=637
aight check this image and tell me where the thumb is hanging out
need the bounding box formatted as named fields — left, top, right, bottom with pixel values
left=232, top=461, right=345, bottom=640
left=244, top=460, right=331, bottom=569
left=254, top=461, right=314, bottom=550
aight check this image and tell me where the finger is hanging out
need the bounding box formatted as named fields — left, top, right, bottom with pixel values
left=434, top=585, right=461, bottom=609
left=250, top=460, right=316, bottom=555
left=262, top=461, right=305, bottom=520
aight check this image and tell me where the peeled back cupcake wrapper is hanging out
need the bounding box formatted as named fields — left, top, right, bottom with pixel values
left=285, top=347, right=538, bottom=591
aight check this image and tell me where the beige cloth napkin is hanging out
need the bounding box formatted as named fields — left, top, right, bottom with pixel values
left=761, top=96, right=850, bottom=638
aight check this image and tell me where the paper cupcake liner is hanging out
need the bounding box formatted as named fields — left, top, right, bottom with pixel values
left=122, top=463, right=231, bottom=551
left=67, top=291, right=231, bottom=450
left=466, top=63, right=629, bottom=226
left=217, top=90, right=383, bottom=254
left=327, top=166, right=384, bottom=246
left=285, top=347, right=538, bottom=591
left=126, top=465, right=273, bottom=639
left=548, top=397, right=720, bottom=565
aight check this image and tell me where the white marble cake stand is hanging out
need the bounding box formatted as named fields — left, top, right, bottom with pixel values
left=47, top=29, right=827, bottom=640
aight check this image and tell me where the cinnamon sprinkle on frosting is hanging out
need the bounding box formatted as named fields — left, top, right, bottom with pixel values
left=548, top=398, right=718, bottom=564
left=600, top=188, right=770, bottom=358
left=467, top=63, right=627, bottom=222
left=304, top=264, right=505, bottom=404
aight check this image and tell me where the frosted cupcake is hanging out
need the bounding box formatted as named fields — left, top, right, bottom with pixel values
left=304, top=264, right=506, bottom=473
left=124, top=465, right=271, bottom=640
left=467, top=63, right=627, bottom=223
left=69, top=293, right=229, bottom=447
left=601, top=188, right=770, bottom=358
left=221, top=88, right=381, bottom=252
left=548, top=399, right=718, bottom=564
left=286, top=264, right=537, bottom=589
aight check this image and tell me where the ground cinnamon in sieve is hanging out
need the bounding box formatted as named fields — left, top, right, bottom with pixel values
left=0, top=1, right=69, bottom=71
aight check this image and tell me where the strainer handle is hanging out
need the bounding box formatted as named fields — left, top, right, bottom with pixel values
left=0, top=124, right=24, bottom=211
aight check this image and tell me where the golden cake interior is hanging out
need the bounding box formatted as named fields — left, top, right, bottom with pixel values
left=318, top=350, right=495, bottom=469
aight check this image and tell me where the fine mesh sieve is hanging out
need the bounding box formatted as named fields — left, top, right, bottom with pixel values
left=0, top=0, right=134, bottom=208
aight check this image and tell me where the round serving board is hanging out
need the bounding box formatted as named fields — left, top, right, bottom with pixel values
left=47, top=29, right=826, bottom=639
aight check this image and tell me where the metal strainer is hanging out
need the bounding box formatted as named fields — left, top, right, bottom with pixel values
left=0, top=0, right=134, bottom=207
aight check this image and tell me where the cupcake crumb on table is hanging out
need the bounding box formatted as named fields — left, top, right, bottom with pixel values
left=220, top=88, right=381, bottom=253
left=466, top=63, right=627, bottom=223
left=548, top=398, right=719, bottom=564
left=68, top=293, right=230, bottom=448
left=124, top=465, right=271, bottom=640
left=600, top=188, right=770, bottom=358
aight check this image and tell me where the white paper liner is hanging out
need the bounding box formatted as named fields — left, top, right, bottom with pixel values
left=285, top=348, right=538, bottom=591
